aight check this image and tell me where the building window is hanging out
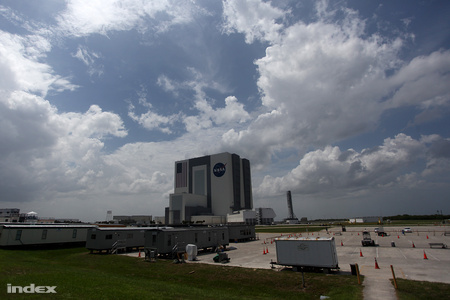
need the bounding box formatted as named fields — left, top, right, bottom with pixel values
left=72, top=229, right=77, bottom=238
left=105, top=234, right=113, bottom=240
left=15, top=230, right=22, bottom=240
left=41, top=229, right=48, bottom=240
left=91, top=234, right=96, bottom=240
left=152, top=234, right=156, bottom=245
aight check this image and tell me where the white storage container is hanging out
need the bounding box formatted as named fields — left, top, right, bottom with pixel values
left=275, top=237, right=338, bottom=269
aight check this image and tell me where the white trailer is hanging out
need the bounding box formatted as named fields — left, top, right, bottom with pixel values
left=274, top=237, right=339, bottom=272
left=0, top=224, right=94, bottom=247
left=86, top=226, right=157, bottom=253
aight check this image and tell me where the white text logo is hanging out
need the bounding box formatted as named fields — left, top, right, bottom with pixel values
left=7, top=283, right=57, bottom=294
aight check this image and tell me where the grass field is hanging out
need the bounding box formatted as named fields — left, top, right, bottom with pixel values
left=0, top=247, right=363, bottom=300
left=393, top=278, right=450, bottom=300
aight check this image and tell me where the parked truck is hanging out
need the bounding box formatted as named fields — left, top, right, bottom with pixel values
left=274, top=237, right=339, bottom=272
left=361, top=230, right=375, bottom=246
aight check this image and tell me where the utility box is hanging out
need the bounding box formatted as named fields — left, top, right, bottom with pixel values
left=186, top=244, right=197, bottom=261
left=274, top=237, right=339, bottom=270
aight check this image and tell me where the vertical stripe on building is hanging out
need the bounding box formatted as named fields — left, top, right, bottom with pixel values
left=176, top=161, right=187, bottom=188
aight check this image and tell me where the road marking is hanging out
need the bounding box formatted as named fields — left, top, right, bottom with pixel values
left=425, top=251, right=440, bottom=261
left=397, top=248, right=407, bottom=259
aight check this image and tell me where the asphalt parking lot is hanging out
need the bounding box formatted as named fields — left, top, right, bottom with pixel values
left=183, top=226, right=450, bottom=284
left=331, top=226, right=450, bottom=283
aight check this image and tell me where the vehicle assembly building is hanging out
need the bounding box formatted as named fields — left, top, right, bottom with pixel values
left=167, top=152, right=253, bottom=224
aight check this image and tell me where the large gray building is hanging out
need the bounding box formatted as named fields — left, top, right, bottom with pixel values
left=168, top=152, right=253, bottom=224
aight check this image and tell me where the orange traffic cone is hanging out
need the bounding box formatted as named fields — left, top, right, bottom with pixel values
left=341, top=241, right=343, bottom=246
left=398, top=235, right=400, bottom=239
left=374, top=258, right=380, bottom=269
left=263, top=248, right=266, bottom=255
left=266, top=247, right=269, bottom=254
left=412, top=242, right=415, bottom=248
left=138, top=249, right=141, bottom=258
left=423, top=251, right=428, bottom=260
left=426, top=235, right=429, bottom=239
left=360, top=249, right=363, bottom=257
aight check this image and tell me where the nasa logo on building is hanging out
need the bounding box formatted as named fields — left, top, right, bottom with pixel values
left=213, top=163, right=226, bottom=177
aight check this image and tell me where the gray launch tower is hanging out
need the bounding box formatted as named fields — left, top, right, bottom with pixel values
left=286, top=191, right=299, bottom=224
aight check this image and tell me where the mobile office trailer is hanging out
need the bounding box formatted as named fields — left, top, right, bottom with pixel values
left=0, top=224, right=94, bottom=247
left=144, top=226, right=229, bottom=256
left=274, top=237, right=339, bottom=271
left=86, top=227, right=155, bottom=253
left=227, top=224, right=256, bottom=242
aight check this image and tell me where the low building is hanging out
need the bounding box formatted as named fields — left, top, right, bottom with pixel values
left=256, top=208, right=276, bottom=225
left=227, top=208, right=276, bottom=225
left=349, top=216, right=382, bottom=224
left=0, top=208, right=20, bottom=223
left=113, top=215, right=153, bottom=226
left=227, top=210, right=257, bottom=224
left=191, top=215, right=226, bottom=225
left=153, top=216, right=165, bottom=225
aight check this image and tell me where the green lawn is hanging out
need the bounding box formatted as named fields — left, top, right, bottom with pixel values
left=393, top=278, right=450, bottom=300
left=0, top=247, right=362, bottom=300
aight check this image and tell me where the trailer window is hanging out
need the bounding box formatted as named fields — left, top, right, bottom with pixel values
left=91, top=234, right=96, bottom=240
left=72, top=229, right=77, bottom=238
left=15, top=230, right=22, bottom=240
left=41, top=229, right=47, bottom=240
left=195, top=233, right=198, bottom=243
left=222, top=232, right=225, bottom=240
left=152, top=234, right=156, bottom=245
left=168, top=235, right=171, bottom=246
left=105, top=234, right=113, bottom=240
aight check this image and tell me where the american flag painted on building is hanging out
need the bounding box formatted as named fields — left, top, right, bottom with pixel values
left=175, top=161, right=187, bottom=188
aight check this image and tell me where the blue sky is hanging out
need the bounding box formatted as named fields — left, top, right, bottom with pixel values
left=1, top=0, right=449, bottom=222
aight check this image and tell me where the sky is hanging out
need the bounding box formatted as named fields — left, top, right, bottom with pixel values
left=1, top=0, right=449, bottom=222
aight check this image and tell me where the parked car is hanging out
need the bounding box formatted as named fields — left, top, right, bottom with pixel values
left=403, top=227, right=412, bottom=233
left=375, top=227, right=386, bottom=236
